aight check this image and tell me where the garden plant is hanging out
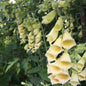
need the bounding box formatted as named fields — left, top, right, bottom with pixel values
left=0, top=0, right=86, bottom=86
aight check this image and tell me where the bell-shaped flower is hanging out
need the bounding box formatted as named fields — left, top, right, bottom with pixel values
left=55, top=70, right=70, bottom=84
left=28, top=32, right=34, bottom=43
left=58, top=1, right=67, bottom=7
left=19, top=29, right=25, bottom=34
left=28, top=36, right=34, bottom=43
left=18, top=23, right=24, bottom=31
left=77, top=58, right=85, bottom=72
left=42, top=10, right=56, bottom=24
left=20, top=33, right=26, bottom=39
left=53, top=17, right=63, bottom=31
left=35, top=32, right=41, bottom=43
left=24, top=44, right=29, bottom=50
left=46, top=27, right=59, bottom=44
left=70, top=70, right=80, bottom=86
left=47, top=64, right=52, bottom=74
left=59, top=51, right=73, bottom=70
left=32, top=23, right=41, bottom=29
left=78, top=68, right=86, bottom=81
left=31, top=48, right=37, bottom=53
left=48, top=74, right=60, bottom=85
left=82, top=52, right=86, bottom=61
left=45, top=51, right=56, bottom=62
left=47, top=62, right=62, bottom=75
left=28, top=43, right=34, bottom=49
left=62, top=30, right=76, bottom=50
left=33, top=28, right=40, bottom=35
left=34, top=42, right=41, bottom=49
left=48, top=36, right=63, bottom=56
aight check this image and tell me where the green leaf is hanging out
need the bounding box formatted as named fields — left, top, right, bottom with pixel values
left=83, top=0, right=86, bottom=5
left=30, top=77, right=41, bottom=85
left=27, top=66, right=41, bottom=74
left=75, top=43, right=86, bottom=54
left=39, top=69, right=50, bottom=82
left=5, top=58, right=19, bottom=72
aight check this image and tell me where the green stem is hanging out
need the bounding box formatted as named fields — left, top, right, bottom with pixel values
left=41, top=25, right=47, bottom=52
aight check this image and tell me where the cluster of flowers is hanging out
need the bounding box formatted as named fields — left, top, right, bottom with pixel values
left=70, top=52, right=86, bottom=86
left=45, top=30, right=76, bottom=85
left=42, top=8, right=86, bottom=86
left=18, top=16, right=42, bottom=53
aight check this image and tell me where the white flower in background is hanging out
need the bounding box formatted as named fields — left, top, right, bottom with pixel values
left=9, top=0, right=16, bottom=4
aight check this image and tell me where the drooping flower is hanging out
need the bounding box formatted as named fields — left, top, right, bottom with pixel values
left=48, top=74, right=60, bottom=85
left=59, top=51, right=73, bottom=70
left=77, top=58, right=85, bottom=72
left=53, top=17, right=63, bottom=31
left=42, top=10, right=56, bottom=24
left=35, top=31, right=41, bottom=43
left=47, top=35, right=63, bottom=56
left=70, top=70, right=80, bottom=86
left=62, top=30, right=76, bottom=50
left=78, top=68, right=86, bottom=81
left=45, top=51, right=56, bottom=62
left=46, top=27, right=59, bottom=44
left=47, top=62, right=62, bottom=74
left=55, top=70, right=70, bottom=84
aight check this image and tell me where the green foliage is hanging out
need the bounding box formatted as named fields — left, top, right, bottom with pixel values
left=0, top=0, right=86, bottom=86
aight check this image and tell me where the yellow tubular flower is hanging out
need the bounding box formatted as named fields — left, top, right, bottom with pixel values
left=78, top=68, right=86, bottom=81
left=45, top=51, right=56, bottom=62
left=28, top=43, right=34, bottom=49
left=47, top=36, right=63, bottom=56
left=82, top=52, right=86, bottom=61
left=34, top=42, right=41, bottom=49
left=31, top=48, right=37, bottom=53
left=18, top=23, right=24, bottom=30
left=47, top=63, right=62, bottom=75
left=58, top=1, right=67, bottom=7
left=20, top=34, right=26, bottom=39
left=53, top=17, right=63, bottom=31
left=42, top=10, right=56, bottom=24
left=46, top=27, right=59, bottom=44
left=33, top=28, right=40, bottom=35
left=28, top=32, right=34, bottom=43
left=28, top=36, right=34, bottom=43
left=59, top=51, right=73, bottom=70
left=77, top=58, right=85, bottom=72
left=24, top=44, right=29, bottom=50
left=70, top=71, right=80, bottom=86
left=55, top=70, right=70, bottom=84
left=48, top=74, right=60, bottom=85
left=47, top=64, right=52, bottom=74
left=35, top=32, right=41, bottom=43
left=62, top=30, right=76, bottom=50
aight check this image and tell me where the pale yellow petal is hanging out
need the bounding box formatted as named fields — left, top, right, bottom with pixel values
left=48, top=74, right=60, bottom=85
left=42, top=10, right=56, bottom=24
left=62, top=30, right=76, bottom=50
left=55, top=70, right=70, bottom=84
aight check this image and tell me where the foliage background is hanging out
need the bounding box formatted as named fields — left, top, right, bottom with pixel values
left=0, top=0, right=86, bottom=86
